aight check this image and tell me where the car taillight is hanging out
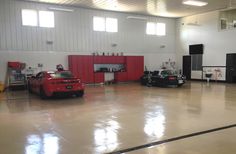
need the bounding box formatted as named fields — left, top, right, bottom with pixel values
left=169, top=77, right=176, bottom=80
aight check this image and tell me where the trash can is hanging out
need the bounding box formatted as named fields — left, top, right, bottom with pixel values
left=205, top=73, right=212, bottom=83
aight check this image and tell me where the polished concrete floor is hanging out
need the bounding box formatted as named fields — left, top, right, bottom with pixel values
left=128, top=128, right=236, bottom=154
left=0, top=81, right=236, bottom=154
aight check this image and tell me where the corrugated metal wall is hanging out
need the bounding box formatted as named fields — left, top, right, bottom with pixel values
left=0, top=0, right=177, bottom=82
left=0, top=0, right=176, bottom=54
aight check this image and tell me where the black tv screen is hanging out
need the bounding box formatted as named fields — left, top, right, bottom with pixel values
left=189, top=44, right=203, bottom=54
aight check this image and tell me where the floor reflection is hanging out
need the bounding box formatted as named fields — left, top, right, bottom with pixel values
left=144, top=106, right=166, bottom=139
left=25, top=133, right=59, bottom=154
left=94, top=120, right=120, bottom=153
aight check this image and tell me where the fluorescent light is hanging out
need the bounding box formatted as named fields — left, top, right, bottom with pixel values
left=48, top=7, right=74, bottom=12
left=183, top=0, right=208, bottom=6
left=127, top=16, right=147, bottom=20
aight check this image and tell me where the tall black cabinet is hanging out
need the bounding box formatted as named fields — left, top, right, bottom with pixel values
left=183, top=56, right=191, bottom=80
left=226, top=54, right=236, bottom=83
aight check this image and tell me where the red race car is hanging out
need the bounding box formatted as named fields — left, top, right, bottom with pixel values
left=28, top=70, right=84, bottom=99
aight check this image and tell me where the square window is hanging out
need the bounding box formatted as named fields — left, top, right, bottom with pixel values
left=106, top=18, right=118, bottom=32
left=146, top=22, right=156, bottom=35
left=39, top=11, right=55, bottom=28
left=93, top=16, right=105, bottom=31
left=22, top=9, right=38, bottom=27
left=156, top=23, right=166, bottom=36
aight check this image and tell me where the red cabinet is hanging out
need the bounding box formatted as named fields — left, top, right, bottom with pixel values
left=93, top=56, right=102, bottom=64
left=68, top=55, right=79, bottom=77
left=115, top=72, right=128, bottom=82
left=126, top=56, right=144, bottom=81
left=94, top=73, right=104, bottom=83
left=135, top=56, right=144, bottom=80
left=114, top=56, right=125, bottom=64
left=94, top=56, right=125, bottom=64
left=69, top=55, right=143, bottom=83
left=68, top=55, right=94, bottom=84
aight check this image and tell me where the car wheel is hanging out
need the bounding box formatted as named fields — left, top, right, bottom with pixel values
left=40, top=86, right=48, bottom=99
left=140, top=77, right=146, bottom=85
left=178, top=84, right=183, bottom=87
left=76, top=90, right=84, bottom=97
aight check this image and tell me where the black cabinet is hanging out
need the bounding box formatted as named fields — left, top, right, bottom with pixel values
left=183, top=56, right=191, bottom=80
left=226, top=54, right=236, bottom=83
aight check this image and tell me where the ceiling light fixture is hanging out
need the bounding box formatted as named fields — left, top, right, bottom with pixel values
left=182, top=0, right=208, bottom=6
left=48, top=7, right=74, bottom=12
left=126, top=16, right=147, bottom=20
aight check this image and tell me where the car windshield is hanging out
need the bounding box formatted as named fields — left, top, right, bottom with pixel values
left=161, top=70, right=176, bottom=76
left=49, top=71, right=74, bottom=78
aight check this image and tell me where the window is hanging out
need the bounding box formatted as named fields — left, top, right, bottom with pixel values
left=22, top=9, right=38, bottom=26
left=93, top=16, right=118, bottom=32
left=156, top=23, right=166, bottom=36
left=191, top=54, right=202, bottom=71
left=49, top=71, right=74, bottom=78
left=93, top=17, right=105, bottom=31
left=146, top=22, right=156, bottom=35
left=146, top=22, right=166, bottom=36
left=106, top=18, right=118, bottom=32
left=39, top=11, right=55, bottom=28
left=22, top=9, right=55, bottom=28
left=36, top=72, right=44, bottom=78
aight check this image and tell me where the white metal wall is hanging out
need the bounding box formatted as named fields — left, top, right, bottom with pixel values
left=176, top=11, right=236, bottom=72
left=0, top=0, right=177, bottom=82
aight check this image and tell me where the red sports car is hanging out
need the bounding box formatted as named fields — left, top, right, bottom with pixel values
left=28, top=70, right=84, bottom=99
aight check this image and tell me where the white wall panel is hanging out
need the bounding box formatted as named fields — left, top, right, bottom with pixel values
left=176, top=11, right=236, bottom=71
left=0, top=0, right=176, bottom=82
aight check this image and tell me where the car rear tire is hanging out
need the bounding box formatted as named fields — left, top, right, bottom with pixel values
left=76, top=90, right=84, bottom=97
left=40, top=86, right=49, bottom=99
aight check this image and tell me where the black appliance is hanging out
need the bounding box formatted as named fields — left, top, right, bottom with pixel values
left=189, top=44, right=204, bottom=54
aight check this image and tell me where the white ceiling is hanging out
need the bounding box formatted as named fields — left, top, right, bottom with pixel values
left=22, top=0, right=236, bottom=18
